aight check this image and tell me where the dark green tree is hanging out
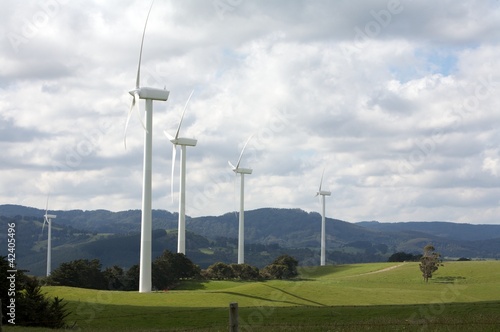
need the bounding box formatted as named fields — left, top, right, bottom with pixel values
left=47, top=259, right=107, bottom=289
left=103, top=265, right=125, bottom=290
left=17, top=277, right=69, bottom=328
left=1, top=257, right=68, bottom=328
left=388, top=252, right=421, bottom=262
left=152, top=250, right=200, bottom=289
left=204, top=262, right=234, bottom=280
left=261, top=254, right=298, bottom=279
left=124, top=264, right=140, bottom=291
left=230, top=263, right=260, bottom=280
left=419, top=244, right=442, bottom=283
left=261, top=263, right=288, bottom=279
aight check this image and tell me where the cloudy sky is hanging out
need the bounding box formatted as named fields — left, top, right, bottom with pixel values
left=1, top=0, right=500, bottom=224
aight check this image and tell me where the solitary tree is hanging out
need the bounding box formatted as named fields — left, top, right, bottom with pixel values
left=152, top=250, right=200, bottom=289
left=261, top=254, right=299, bottom=279
left=419, top=244, right=442, bottom=283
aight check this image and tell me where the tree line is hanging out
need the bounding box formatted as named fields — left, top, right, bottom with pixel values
left=46, top=251, right=299, bottom=291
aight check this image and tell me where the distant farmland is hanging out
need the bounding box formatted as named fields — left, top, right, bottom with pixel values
left=11, top=261, right=500, bottom=331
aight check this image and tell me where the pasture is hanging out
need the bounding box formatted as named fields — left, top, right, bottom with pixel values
left=5, top=261, right=500, bottom=331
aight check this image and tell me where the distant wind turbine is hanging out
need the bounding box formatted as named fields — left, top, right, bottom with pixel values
left=228, top=135, right=253, bottom=264
left=123, top=1, right=170, bottom=293
left=315, top=169, right=331, bottom=266
left=42, top=196, right=56, bottom=277
left=164, top=90, right=197, bottom=255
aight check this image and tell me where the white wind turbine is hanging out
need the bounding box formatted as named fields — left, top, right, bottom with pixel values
left=228, top=135, right=253, bottom=264
left=42, top=196, right=56, bottom=277
left=315, top=169, right=331, bottom=266
left=164, top=90, right=197, bottom=255
left=123, top=2, right=170, bottom=293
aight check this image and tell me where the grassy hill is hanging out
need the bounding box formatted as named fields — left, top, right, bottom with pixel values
left=8, top=261, right=498, bottom=331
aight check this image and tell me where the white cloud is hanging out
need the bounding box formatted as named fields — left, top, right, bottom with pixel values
left=1, top=0, right=500, bottom=224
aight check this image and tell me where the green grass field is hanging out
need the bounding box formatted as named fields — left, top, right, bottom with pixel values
left=5, top=261, right=500, bottom=331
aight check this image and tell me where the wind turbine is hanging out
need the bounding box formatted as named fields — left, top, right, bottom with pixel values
left=228, top=135, right=253, bottom=264
left=315, top=169, right=331, bottom=266
left=123, top=2, right=170, bottom=293
left=164, top=90, right=197, bottom=255
left=42, top=196, right=56, bottom=277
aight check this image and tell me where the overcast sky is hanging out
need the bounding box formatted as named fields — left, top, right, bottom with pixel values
left=1, top=0, right=500, bottom=224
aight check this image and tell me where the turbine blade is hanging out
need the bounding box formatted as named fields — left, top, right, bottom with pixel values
left=175, top=90, right=195, bottom=139
left=45, top=194, right=49, bottom=215
left=41, top=219, right=46, bottom=236
left=319, top=168, right=325, bottom=192
left=163, top=130, right=174, bottom=141
left=124, top=98, right=136, bottom=149
left=42, top=194, right=50, bottom=236
left=228, top=160, right=236, bottom=170
left=170, top=144, right=177, bottom=201
left=136, top=1, right=155, bottom=89
left=236, top=134, right=253, bottom=169
left=134, top=91, right=148, bottom=132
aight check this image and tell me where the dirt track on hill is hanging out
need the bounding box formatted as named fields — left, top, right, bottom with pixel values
left=359, top=263, right=406, bottom=276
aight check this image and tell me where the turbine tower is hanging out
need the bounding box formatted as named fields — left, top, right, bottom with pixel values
left=124, top=2, right=170, bottom=293
left=228, top=135, right=253, bottom=264
left=315, top=169, right=331, bottom=266
left=164, top=90, right=197, bottom=255
left=42, top=196, right=56, bottom=277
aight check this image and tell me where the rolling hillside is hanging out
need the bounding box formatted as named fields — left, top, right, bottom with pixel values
left=40, top=261, right=500, bottom=331
left=1, top=205, right=499, bottom=276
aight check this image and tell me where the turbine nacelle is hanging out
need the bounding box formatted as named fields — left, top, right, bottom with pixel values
left=228, top=160, right=253, bottom=175
left=44, top=214, right=57, bottom=219
left=234, top=167, right=253, bottom=175
left=129, top=87, right=170, bottom=101
left=169, top=137, right=198, bottom=147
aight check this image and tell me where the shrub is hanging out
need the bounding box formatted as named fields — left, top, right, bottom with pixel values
left=1, top=257, right=69, bottom=328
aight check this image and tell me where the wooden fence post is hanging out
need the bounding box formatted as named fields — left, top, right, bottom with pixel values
left=229, top=302, right=238, bottom=332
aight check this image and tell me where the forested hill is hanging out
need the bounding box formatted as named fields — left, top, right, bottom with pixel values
left=356, top=221, right=500, bottom=241
left=1, top=204, right=499, bottom=276
left=2, top=204, right=499, bottom=243
left=0, top=204, right=178, bottom=233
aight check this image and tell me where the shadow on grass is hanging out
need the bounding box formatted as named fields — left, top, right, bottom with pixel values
left=210, top=291, right=305, bottom=306
left=175, top=280, right=207, bottom=290
left=432, top=276, right=466, bottom=284
left=263, top=284, right=328, bottom=307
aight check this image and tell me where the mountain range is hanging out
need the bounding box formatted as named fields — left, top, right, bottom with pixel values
left=1, top=204, right=499, bottom=276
